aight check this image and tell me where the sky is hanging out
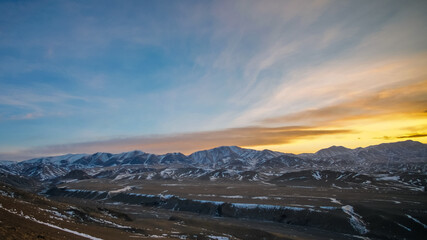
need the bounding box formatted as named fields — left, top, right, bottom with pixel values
left=0, top=0, right=426, bottom=161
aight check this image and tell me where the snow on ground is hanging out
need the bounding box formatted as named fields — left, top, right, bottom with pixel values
left=62, top=179, right=79, bottom=183
left=320, top=206, right=338, bottom=210
left=395, top=222, right=411, bottom=231
left=100, top=210, right=117, bottom=219
left=336, top=174, right=345, bottom=180
left=160, top=169, right=176, bottom=178
left=109, top=186, right=134, bottom=194
left=330, top=198, right=342, bottom=205
left=39, top=208, right=70, bottom=220
left=406, top=214, right=427, bottom=228
left=159, top=194, right=175, bottom=199
left=192, top=194, right=217, bottom=197
left=376, top=176, right=400, bottom=181
left=88, top=216, right=131, bottom=229
left=231, top=203, right=305, bottom=211
left=193, top=199, right=224, bottom=205
left=207, top=235, right=230, bottom=240
left=146, top=173, right=155, bottom=180
left=332, top=184, right=353, bottom=190
left=0, top=204, right=102, bottom=240
left=0, top=190, right=15, bottom=198
left=341, top=205, right=369, bottom=234
left=289, top=186, right=316, bottom=189
left=251, top=196, right=269, bottom=200
left=261, top=181, right=275, bottom=185
left=370, top=199, right=401, bottom=204
left=147, top=235, right=165, bottom=238
left=220, top=195, right=243, bottom=199
left=114, top=173, right=136, bottom=180
left=312, top=171, right=322, bottom=180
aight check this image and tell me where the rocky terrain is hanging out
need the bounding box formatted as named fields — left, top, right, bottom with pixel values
left=0, top=140, right=426, bottom=239
left=1, top=140, right=426, bottom=182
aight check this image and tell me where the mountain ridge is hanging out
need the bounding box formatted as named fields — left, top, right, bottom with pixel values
left=3, top=140, right=423, bottom=164
left=0, top=140, right=426, bottom=180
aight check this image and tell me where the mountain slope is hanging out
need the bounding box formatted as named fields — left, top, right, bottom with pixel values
left=1, top=140, right=426, bottom=180
left=188, top=146, right=284, bottom=169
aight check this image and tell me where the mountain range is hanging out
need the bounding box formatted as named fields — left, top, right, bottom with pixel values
left=0, top=140, right=426, bottom=181
left=0, top=141, right=427, bottom=180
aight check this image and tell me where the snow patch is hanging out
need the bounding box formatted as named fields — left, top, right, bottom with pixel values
left=0, top=190, right=15, bottom=198
left=330, top=198, right=342, bottom=205
left=377, top=176, right=400, bottom=181
left=193, top=199, right=224, bottom=205
left=341, top=205, right=368, bottom=234
left=88, top=216, right=131, bottom=229
left=148, top=235, right=165, bottom=238
left=220, top=195, right=243, bottom=199
left=395, top=222, right=411, bottom=231
left=0, top=205, right=102, bottom=240
left=251, top=196, right=269, bottom=200
left=320, top=206, right=338, bottom=210
left=207, top=236, right=230, bottom=240
left=231, top=203, right=304, bottom=211
left=39, top=208, right=70, bottom=220
left=194, top=194, right=216, bottom=197
left=406, top=214, right=427, bottom=228
left=109, top=186, right=134, bottom=194
left=312, top=171, right=321, bottom=180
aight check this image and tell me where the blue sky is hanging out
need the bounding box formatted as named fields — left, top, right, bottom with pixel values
left=1, top=0, right=426, bottom=160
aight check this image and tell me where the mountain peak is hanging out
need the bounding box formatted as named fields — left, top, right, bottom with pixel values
left=315, top=145, right=352, bottom=157
left=211, top=145, right=243, bottom=151
left=2, top=141, right=425, bottom=181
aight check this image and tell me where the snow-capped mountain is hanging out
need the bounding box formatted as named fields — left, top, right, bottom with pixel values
left=311, top=146, right=353, bottom=158
left=0, top=140, right=426, bottom=180
left=300, top=140, right=427, bottom=171
left=188, top=146, right=284, bottom=168
left=19, top=154, right=89, bottom=166
left=255, top=154, right=308, bottom=170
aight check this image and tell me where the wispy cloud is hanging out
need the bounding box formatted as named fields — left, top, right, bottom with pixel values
left=205, top=0, right=335, bottom=105
left=0, top=83, right=125, bottom=121
left=8, top=112, right=44, bottom=121
left=2, top=125, right=351, bottom=161
left=233, top=52, right=427, bottom=126
left=396, top=133, right=427, bottom=139
left=261, top=79, right=427, bottom=126
left=1, top=1, right=426, bottom=160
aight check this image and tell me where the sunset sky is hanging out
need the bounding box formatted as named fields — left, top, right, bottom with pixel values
left=0, top=0, right=426, bottom=161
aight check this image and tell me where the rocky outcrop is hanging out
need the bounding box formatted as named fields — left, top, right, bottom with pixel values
left=46, top=188, right=358, bottom=235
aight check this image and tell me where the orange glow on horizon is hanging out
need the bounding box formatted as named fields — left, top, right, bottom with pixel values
left=245, top=112, right=427, bottom=154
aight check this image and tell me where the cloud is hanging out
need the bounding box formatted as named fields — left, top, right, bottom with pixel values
left=396, top=133, right=427, bottom=139
left=0, top=83, right=125, bottom=121
left=261, top=79, right=427, bottom=127
left=1, top=1, right=426, bottom=161
left=382, top=133, right=427, bottom=140
left=233, top=52, right=427, bottom=126
left=9, top=113, right=44, bottom=120
left=2, top=125, right=351, bottom=161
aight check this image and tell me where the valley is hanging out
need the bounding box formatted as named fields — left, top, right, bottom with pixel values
left=48, top=174, right=426, bottom=239
left=3, top=1, right=427, bottom=239
left=0, top=140, right=426, bottom=239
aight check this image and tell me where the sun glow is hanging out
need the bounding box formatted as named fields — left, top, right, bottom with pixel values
left=248, top=112, right=427, bottom=154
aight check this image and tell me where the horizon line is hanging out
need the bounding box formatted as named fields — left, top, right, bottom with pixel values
left=3, top=139, right=422, bottom=163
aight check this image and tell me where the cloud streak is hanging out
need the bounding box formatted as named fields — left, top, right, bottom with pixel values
left=396, top=133, right=427, bottom=139
left=233, top=51, right=427, bottom=126
left=1, top=126, right=351, bottom=161
left=262, top=79, right=427, bottom=126
left=1, top=1, right=426, bottom=160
